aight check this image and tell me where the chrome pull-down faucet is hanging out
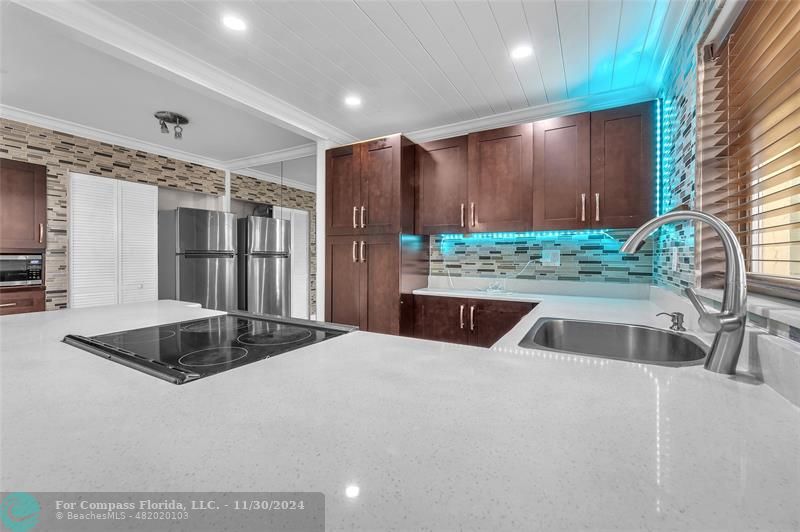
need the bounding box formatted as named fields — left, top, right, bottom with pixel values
left=621, top=209, right=747, bottom=375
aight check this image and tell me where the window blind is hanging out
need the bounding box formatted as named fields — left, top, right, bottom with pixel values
left=698, top=0, right=800, bottom=300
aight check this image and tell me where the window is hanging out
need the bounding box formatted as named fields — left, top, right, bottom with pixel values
left=698, top=0, right=800, bottom=300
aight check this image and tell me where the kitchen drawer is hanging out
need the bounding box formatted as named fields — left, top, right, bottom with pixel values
left=0, top=288, right=45, bottom=315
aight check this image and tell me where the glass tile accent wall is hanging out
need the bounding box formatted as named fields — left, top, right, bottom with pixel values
left=430, top=230, right=653, bottom=284
left=653, top=0, right=719, bottom=291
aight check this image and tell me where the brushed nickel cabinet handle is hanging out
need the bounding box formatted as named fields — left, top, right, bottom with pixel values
left=0, top=303, right=17, bottom=308
left=459, top=304, right=465, bottom=329
left=360, top=206, right=366, bottom=228
left=595, top=193, right=600, bottom=222
left=352, top=206, right=358, bottom=229
left=470, top=202, right=475, bottom=227
left=469, top=305, right=475, bottom=331
left=352, top=241, right=358, bottom=263
left=460, top=203, right=465, bottom=228
left=39, top=223, right=44, bottom=243
left=359, top=241, right=366, bottom=263
left=581, top=193, right=586, bottom=222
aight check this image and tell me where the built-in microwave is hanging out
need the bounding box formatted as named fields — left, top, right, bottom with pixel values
left=0, top=254, right=43, bottom=287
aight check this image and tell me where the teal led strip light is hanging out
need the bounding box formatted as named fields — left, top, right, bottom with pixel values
left=438, top=229, right=616, bottom=241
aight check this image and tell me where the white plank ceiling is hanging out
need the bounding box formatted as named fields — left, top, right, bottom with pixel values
left=83, top=0, right=688, bottom=141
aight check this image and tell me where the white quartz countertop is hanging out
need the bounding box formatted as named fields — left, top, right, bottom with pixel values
left=2, top=300, right=799, bottom=531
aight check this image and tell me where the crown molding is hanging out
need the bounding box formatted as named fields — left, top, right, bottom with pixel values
left=224, top=143, right=317, bottom=171
left=652, top=0, right=696, bottom=92
left=14, top=0, right=357, bottom=145
left=0, top=104, right=225, bottom=169
left=233, top=168, right=316, bottom=193
left=1, top=104, right=318, bottom=191
left=405, top=86, right=656, bottom=143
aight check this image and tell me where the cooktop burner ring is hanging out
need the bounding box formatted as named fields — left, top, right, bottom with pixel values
left=178, top=347, right=248, bottom=367
left=236, top=327, right=313, bottom=346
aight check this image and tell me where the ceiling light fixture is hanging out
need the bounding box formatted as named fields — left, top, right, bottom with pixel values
left=344, top=95, right=362, bottom=108
left=153, top=111, right=189, bottom=141
left=222, top=14, right=247, bottom=31
left=510, top=45, right=533, bottom=60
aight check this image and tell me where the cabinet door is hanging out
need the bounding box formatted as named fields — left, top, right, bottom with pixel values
left=590, top=102, right=655, bottom=228
left=414, top=295, right=470, bottom=344
left=416, top=136, right=468, bottom=234
left=467, top=124, right=533, bottom=232
left=533, top=114, right=591, bottom=229
left=0, top=159, right=46, bottom=250
left=468, top=299, right=535, bottom=348
left=361, top=135, right=400, bottom=234
left=360, top=234, right=400, bottom=334
left=326, top=145, right=361, bottom=235
left=325, top=236, right=361, bottom=326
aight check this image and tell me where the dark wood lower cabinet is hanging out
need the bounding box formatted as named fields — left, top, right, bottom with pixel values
left=414, top=295, right=469, bottom=344
left=325, top=234, right=428, bottom=335
left=0, top=287, right=45, bottom=315
left=414, top=295, right=535, bottom=347
left=361, top=234, right=400, bottom=334
left=325, top=236, right=362, bottom=327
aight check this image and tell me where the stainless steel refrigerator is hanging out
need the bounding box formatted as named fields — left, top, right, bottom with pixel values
left=158, top=208, right=237, bottom=311
left=237, top=216, right=291, bottom=317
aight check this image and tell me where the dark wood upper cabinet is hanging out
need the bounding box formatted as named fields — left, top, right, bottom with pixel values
left=590, top=101, right=655, bottom=228
left=467, top=123, right=533, bottom=233
left=533, top=113, right=591, bottom=230
left=414, top=295, right=469, bottom=344
left=325, top=134, right=413, bottom=236
left=0, top=159, right=47, bottom=251
left=326, top=145, right=361, bottom=236
left=415, top=136, right=468, bottom=235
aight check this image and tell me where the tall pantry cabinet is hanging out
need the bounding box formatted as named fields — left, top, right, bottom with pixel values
left=325, top=134, right=427, bottom=335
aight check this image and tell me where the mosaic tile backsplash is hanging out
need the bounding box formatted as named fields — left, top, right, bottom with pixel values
left=653, top=0, right=718, bottom=292
left=430, top=230, right=653, bottom=284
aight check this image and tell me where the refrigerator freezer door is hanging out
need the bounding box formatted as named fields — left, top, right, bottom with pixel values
left=246, top=255, right=291, bottom=316
left=177, top=208, right=235, bottom=253
left=177, top=254, right=237, bottom=311
left=246, top=217, right=291, bottom=254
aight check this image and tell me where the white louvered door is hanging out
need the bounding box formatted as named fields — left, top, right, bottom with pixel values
left=119, top=181, right=158, bottom=303
left=69, top=174, right=158, bottom=308
left=69, top=174, right=119, bottom=308
left=274, top=206, right=310, bottom=319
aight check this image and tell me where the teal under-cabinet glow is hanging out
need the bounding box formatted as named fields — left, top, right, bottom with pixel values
left=660, top=97, right=675, bottom=215
left=438, top=229, right=616, bottom=241
left=656, top=98, right=662, bottom=216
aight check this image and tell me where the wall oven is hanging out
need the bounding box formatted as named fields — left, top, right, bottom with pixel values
left=0, top=254, right=43, bottom=287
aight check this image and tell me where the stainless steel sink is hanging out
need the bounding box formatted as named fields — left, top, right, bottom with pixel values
left=518, top=318, right=708, bottom=366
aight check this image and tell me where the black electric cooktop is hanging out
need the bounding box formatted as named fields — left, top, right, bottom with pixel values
left=63, top=313, right=354, bottom=384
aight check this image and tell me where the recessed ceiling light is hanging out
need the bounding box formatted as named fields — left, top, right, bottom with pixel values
left=344, top=95, right=362, bottom=108
left=345, top=485, right=360, bottom=498
left=222, top=14, right=247, bottom=31
left=510, top=45, right=533, bottom=60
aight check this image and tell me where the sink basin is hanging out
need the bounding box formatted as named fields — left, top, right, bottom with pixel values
left=518, top=318, right=708, bottom=367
